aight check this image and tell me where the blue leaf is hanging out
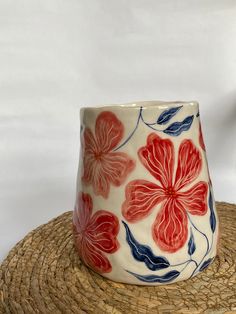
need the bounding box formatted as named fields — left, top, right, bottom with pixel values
left=188, top=229, right=196, bottom=255
left=163, top=115, right=194, bottom=136
left=126, top=270, right=180, bottom=283
left=157, top=106, right=182, bottom=125
left=209, top=189, right=216, bottom=233
left=122, top=221, right=169, bottom=271
left=199, top=258, right=214, bottom=272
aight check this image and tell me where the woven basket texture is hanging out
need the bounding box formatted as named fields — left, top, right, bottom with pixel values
left=0, top=202, right=235, bottom=314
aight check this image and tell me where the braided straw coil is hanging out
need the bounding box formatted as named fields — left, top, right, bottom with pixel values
left=0, top=202, right=235, bottom=314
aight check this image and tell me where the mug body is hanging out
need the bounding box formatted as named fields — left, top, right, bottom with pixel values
left=73, top=101, right=219, bottom=285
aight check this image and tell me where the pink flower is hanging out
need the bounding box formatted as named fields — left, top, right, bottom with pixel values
left=122, top=133, right=208, bottom=253
left=73, top=192, right=120, bottom=273
left=82, top=111, right=135, bottom=198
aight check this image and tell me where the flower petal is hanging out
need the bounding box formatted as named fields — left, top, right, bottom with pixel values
left=85, top=152, right=135, bottom=199
left=82, top=128, right=99, bottom=184
left=95, top=111, right=124, bottom=152
left=92, top=164, right=110, bottom=198
left=178, top=181, right=208, bottom=215
left=101, top=152, right=135, bottom=187
left=83, top=128, right=99, bottom=154
left=174, top=139, right=202, bottom=191
left=152, top=199, right=188, bottom=253
left=138, top=133, right=174, bottom=189
left=122, top=179, right=165, bottom=222
left=78, top=240, right=112, bottom=273
left=82, top=151, right=97, bottom=185
left=87, top=210, right=120, bottom=253
left=82, top=154, right=111, bottom=198
left=73, top=192, right=93, bottom=233
left=199, top=123, right=206, bottom=151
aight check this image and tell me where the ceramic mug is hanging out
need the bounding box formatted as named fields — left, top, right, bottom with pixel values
left=72, top=101, right=219, bottom=285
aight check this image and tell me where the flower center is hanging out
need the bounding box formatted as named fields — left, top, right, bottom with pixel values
left=78, top=227, right=88, bottom=240
left=165, top=187, right=177, bottom=198
left=94, top=151, right=103, bottom=160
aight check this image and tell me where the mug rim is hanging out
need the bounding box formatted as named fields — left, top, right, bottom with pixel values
left=80, top=100, right=199, bottom=111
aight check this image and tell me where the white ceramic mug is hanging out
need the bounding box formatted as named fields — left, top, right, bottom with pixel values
left=72, top=101, right=219, bottom=285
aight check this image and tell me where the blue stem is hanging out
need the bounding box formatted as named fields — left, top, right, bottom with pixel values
left=187, top=213, right=213, bottom=278
left=187, top=213, right=209, bottom=253
left=171, top=258, right=198, bottom=269
left=114, top=106, right=164, bottom=151
left=140, top=110, right=163, bottom=132
left=114, top=107, right=142, bottom=151
left=180, top=259, right=198, bottom=273
left=171, top=259, right=190, bottom=267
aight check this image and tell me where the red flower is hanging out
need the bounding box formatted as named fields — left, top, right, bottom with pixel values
left=199, top=123, right=213, bottom=187
left=122, top=133, right=208, bottom=253
left=82, top=111, right=135, bottom=198
left=73, top=192, right=120, bottom=273
left=199, top=123, right=206, bottom=151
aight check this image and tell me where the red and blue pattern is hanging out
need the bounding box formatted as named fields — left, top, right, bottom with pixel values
left=73, top=106, right=217, bottom=281
left=122, top=133, right=208, bottom=253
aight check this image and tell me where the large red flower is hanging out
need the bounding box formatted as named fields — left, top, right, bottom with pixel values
left=199, top=123, right=206, bottom=151
left=82, top=111, right=135, bottom=198
left=122, top=133, right=208, bottom=253
left=73, top=192, right=120, bottom=273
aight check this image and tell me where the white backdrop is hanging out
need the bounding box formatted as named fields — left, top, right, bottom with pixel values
left=0, top=0, right=236, bottom=262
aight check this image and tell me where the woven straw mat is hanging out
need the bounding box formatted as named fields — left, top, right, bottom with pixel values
left=0, top=202, right=235, bottom=314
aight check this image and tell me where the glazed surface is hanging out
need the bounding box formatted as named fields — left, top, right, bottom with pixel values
left=73, top=101, right=219, bottom=285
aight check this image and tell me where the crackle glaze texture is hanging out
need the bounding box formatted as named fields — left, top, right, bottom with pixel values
left=72, top=101, right=219, bottom=285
